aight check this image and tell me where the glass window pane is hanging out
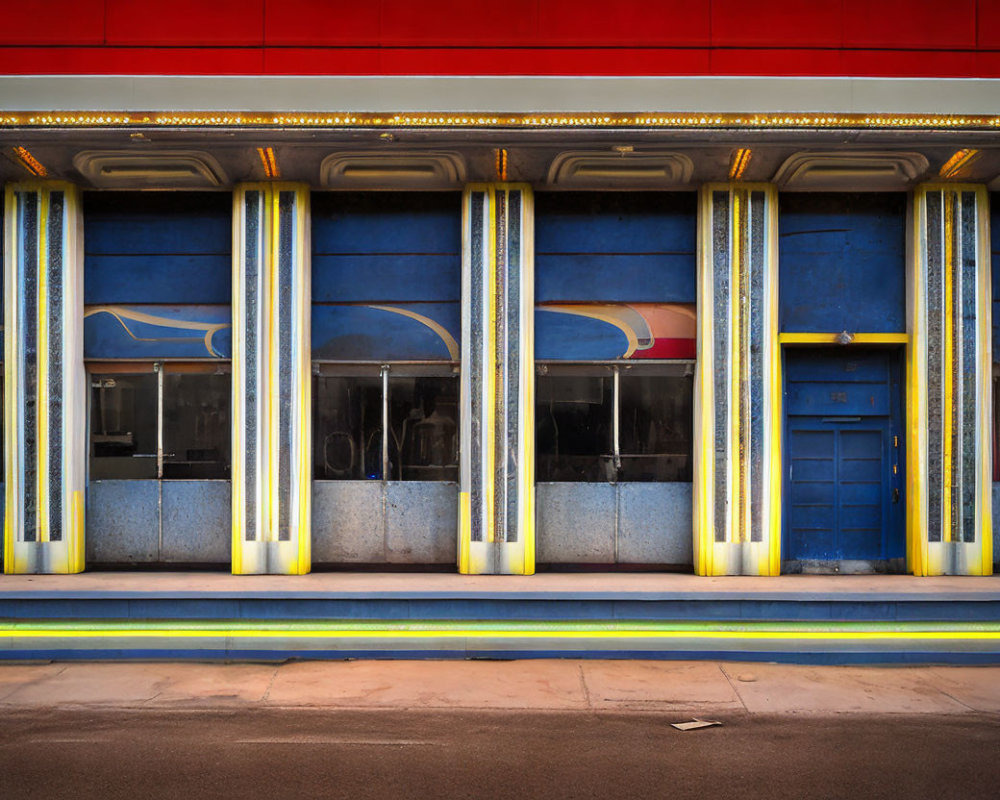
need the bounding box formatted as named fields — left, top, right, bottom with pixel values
left=162, top=374, right=231, bottom=480
left=390, top=376, right=459, bottom=482
left=90, top=373, right=158, bottom=479
left=536, top=374, right=613, bottom=482
left=618, top=375, right=693, bottom=482
left=313, top=376, right=383, bottom=480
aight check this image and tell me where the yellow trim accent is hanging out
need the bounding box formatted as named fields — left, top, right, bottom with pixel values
left=458, top=491, right=471, bottom=574
left=37, top=189, right=49, bottom=544
left=694, top=186, right=715, bottom=576
left=70, top=490, right=84, bottom=573
left=778, top=333, right=910, bottom=345
left=975, top=188, right=993, bottom=574
left=520, top=186, right=536, bottom=576
left=907, top=191, right=925, bottom=575
left=295, top=186, right=311, bottom=575
left=230, top=187, right=248, bottom=575
left=4, top=185, right=15, bottom=572
left=4, top=628, right=999, bottom=642
left=765, top=185, right=782, bottom=577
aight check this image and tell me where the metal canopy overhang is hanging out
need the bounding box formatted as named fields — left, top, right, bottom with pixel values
left=2, top=125, right=1000, bottom=189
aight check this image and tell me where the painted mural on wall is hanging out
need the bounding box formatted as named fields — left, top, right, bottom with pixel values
left=536, top=302, right=695, bottom=360
left=310, top=300, right=694, bottom=362
left=312, top=303, right=459, bottom=361
left=83, top=304, right=231, bottom=359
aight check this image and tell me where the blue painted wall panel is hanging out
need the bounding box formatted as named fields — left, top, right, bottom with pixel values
left=312, top=254, right=459, bottom=302
left=311, top=193, right=460, bottom=360
left=312, top=192, right=460, bottom=304
left=84, top=192, right=231, bottom=305
left=535, top=192, right=696, bottom=303
left=535, top=309, right=629, bottom=360
left=779, top=193, right=906, bottom=333
left=312, top=303, right=459, bottom=361
left=85, top=254, right=231, bottom=305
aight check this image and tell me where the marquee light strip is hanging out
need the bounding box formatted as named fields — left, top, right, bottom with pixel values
left=3, top=112, right=1000, bottom=129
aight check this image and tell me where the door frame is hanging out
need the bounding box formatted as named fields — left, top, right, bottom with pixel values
left=779, top=342, right=907, bottom=573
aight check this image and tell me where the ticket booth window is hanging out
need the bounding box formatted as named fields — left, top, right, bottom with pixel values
left=536, top=364, right=693, bottom=483
left=90, top=367, right=231, bottom=480
left=313, top=366, right=458, bottom=482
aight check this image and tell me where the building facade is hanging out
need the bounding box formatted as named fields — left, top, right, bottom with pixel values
left=2, top=1, right=999, bottom=580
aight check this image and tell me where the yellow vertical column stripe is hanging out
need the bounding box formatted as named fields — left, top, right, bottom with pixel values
left=4, top=186, right=17, bottom=571
left=694, top=188, right=715, bottom=576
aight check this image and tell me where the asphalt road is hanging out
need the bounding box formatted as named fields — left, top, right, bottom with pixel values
left=1, top=709, right=998, bottom=800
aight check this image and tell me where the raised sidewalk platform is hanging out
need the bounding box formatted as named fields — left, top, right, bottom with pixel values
left=2, top=572, right=999, bottom=664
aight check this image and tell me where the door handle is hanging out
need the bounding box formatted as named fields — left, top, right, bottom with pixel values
left=892, top=488, right=900, bottom=504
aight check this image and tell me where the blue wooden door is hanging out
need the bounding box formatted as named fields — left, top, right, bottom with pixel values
left=783, top=349, right=904, bottom=563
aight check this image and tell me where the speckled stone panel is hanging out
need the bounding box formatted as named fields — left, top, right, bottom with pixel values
left=312, top=480, right=383, bottom=563
left=385, top=481, right=458, bottom=564
left=160, top=480, right=231, bottom=564
left=537, top=482, right=616, bottom=563
left=618, top=482, right=693, bottom=565
left=87, top=480, right=159, bottom=563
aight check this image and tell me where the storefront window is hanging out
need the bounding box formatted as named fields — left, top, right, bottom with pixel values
left=536, top=364, right=693, bottom=483
left=313, top=366, right=458, bottom=482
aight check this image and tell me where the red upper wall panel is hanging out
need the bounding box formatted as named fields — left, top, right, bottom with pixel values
left=0, top=0, right=996, bottom=77
left=105, top=0, right=264, bottom=46
left=264, top=1, right=381, bottom=46
left=841, top=0, right=977, bottom=50
left=710, top=0, right=843, bottom=49
left=0, top=0, right=105, bottom=45
left=978, top=0, right=1000, bottom=49
left=378, top=0, right=539, bottom=46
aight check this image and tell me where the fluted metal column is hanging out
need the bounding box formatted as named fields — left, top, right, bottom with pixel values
left=459, top=184, right=535, bottom=575
left=231, top=184, right=311, bottom=575
left=694, top=184, right=781, bottom=576
left=3, top=182, right=86, bottom=574
left=908, top=185, right=992, bottom=575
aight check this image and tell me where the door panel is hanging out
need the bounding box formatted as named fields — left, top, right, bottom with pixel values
left=783, top=348, right=904, bottom=565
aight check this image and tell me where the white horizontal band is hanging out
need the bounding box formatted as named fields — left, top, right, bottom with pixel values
left=1, top=75, right=999, bottom=115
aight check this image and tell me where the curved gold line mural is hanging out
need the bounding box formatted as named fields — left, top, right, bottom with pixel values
left=538, top=305, right=643, bottom=358
left=83, top=305, right=231, bottom=357
left=367, top=305, right=460, bottom=361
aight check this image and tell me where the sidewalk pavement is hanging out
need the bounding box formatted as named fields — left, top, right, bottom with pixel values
left=1, top=660, right=999, bottom=715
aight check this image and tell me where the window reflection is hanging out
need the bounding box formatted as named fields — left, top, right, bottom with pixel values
left=162, top=374, right=230, bottom=479
left=618, top=375, right=692, bottom=482
left=536, top=375, right=613, bottom=482
left=536, top=368, right=692, bottom=483
left=313, top=373, right=458, bottom=481
left=90, top=373, right=158, bottom=479
left=89, top=370, right=231, bottom=480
